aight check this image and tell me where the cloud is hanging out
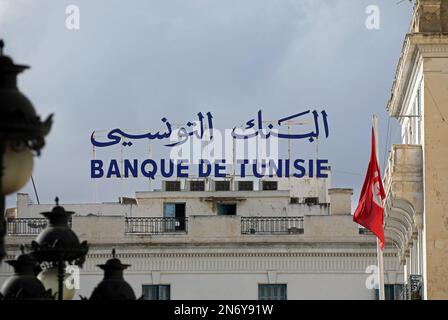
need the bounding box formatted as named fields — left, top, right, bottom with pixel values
left=0, top=0, right=12, bottom=24
left=2, top=0, right=413, bottom=208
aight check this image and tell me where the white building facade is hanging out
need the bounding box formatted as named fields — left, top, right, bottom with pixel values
left=1, top=177, right=403, bottom=300
left=383, top=0, right=448, bottom=300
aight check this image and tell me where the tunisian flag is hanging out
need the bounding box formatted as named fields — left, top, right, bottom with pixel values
left=353, top=127, right=386, bottom=250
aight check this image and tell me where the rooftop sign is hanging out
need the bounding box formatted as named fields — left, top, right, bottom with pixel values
left=90, top=109, right=330, bottom=180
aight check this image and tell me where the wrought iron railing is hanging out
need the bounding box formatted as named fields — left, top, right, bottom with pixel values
left=125, top=217, right=188, bottom=234
left=7, top=218, right=72, bottom=236
left=241, top=217, right=304, bottom=235
left=400, top=275, right=423, bottom=300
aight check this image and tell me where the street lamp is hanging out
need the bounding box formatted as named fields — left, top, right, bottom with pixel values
left=0, top=39, right=53, bottom=262
left=89, top=249, right=137, bottom=300
left=2, top=201, right=140, bottom=300
left=0, top=41, right=140, bottom=300
left=29, top=198, right=89, bottom=300
left=0, top=245, right=53, bottom=300
left=37, top=264, right=77, bottom=300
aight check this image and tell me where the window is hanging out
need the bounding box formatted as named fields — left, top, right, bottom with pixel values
left=259, top=284, right=287, bottom=300
left=262, top=181, right=278, bottom=191
left=238, top=181, right=253, bottom=191
left=190, top=181, right=205, bottom=191
left=165, top=181, right=181, bottom=192
left=290, top=198, right=300, bottom=204
left=304, top=197, right=319, bottom=205
left=163, top=203, right=186, bottom=231
left=215, top=181, right=231, bottom=191
left=374, top=284, right=403, bottom=300
left=416, top=87, right=422, bottom=144
left=217, top=203, right=237, bottom=216
left=142, top=285, right=170, bottom=300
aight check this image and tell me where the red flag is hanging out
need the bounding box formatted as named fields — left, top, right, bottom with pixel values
left=353, top=127, right=386, bottom=250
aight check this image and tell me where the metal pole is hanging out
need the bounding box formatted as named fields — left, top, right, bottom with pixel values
left=0, top=194, right=4, bottom=262
left=148, top=141, right=152, bottom=191
left=0, top=142, right=6, bottom=262
left=287, top=122, right=291, bottom=162
left=288, top=123, right=292, bottom=190
left=93, top=145, right=97, bottom=203
left=31, top=175, right=40, bottom=204
left=373, top=114, right=386, bottom=301
left=120, top=135, right=124, bottom=197
left=233, top=136, right=236, bottom=177
left=57, top=260, right=65, bottom=301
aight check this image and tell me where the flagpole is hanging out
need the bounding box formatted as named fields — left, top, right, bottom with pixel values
left=372, top=114, right=386, bottom=301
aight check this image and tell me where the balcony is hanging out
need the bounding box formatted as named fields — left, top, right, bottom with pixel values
left=5, top=215, right=368, bottom=245
left=7, top=218, right=72, bottom=236
left=241, top=217, right=304, bottom=235
left=400, top=275, right=423, bottom=300
left=125, top=217, right=188, bottom=234
left=383, top=144, right=423, bottom=262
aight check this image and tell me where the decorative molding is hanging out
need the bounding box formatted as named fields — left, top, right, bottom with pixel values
left=388, top=33, right=448, bottom=115
left=3, top=246, right=398, bottom=259
left=1, top=250, right=400, bottom=276
left=417, top=42, right=448, bottom=54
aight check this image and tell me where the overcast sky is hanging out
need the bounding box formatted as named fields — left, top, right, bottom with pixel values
left=1, top=0, right=414, bottom=209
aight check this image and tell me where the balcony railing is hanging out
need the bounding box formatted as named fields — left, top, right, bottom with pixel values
left=241, top=217, right=304, bottom=235
left=7, top=218, right=72, bottom=236
left=400, top=275, right=423, bottom=300
left=125, top=217, right=188, bottom=234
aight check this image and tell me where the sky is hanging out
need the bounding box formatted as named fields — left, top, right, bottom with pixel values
left=1, top=0, right=414, bottom=209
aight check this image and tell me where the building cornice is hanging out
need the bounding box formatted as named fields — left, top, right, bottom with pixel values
left=3, top=245, right=396, bottom=259
left=1, top=248, right=399, bottom=275
left=387, top=33, right=448, bottom=116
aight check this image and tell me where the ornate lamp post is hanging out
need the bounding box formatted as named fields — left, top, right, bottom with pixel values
left=89, top=249, right=137, bottom=300
left=0, top=39, right=53, bottom=262
left=0, top=41, right=138, bottom=300
left=1, top=201, right=140, bottom=300
left=0, top=245, right=53, bottom=300
left=29, top=198, right=89, bottom=300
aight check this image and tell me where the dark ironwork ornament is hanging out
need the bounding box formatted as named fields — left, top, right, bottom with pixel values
left=0, top=245, right=53, bottom=300
left=29, top=198, right=88, bottom=300
left=0, top=39, right=53, bottom=155
left=0, top=39, right=53, bottom=263
left=88, top=249, right=138, bottom=300
left=30, top=198, right=88, bottom=265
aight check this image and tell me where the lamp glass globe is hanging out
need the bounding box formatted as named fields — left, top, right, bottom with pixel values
left=37, top=267, right=76, bottom=300
left=1, top=144, right=33, bottom=195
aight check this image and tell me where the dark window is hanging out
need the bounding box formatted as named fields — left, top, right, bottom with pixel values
left=259, top=284, right=287, bottom=300
left=165, top=181, right=181, bottom=192
left=359, top=228, right=373, bottom=235
left=142, top=285, right=170, bottom=300
left=163, top=203, right=186, bottom=231
left=238, top=181, right=253, bottom=191
left=374, top=284, right=403, bottom=300
left=190, top=181, right=205, bottom=191
left=217, top=203, right=237, bottom=216
left=215, top=181, right=231, bottom=191
left=290, top=197, right=300, bottom=204
left=304, top=197, right=319, bottom=205
left=262, top=181, right=278, bottom=191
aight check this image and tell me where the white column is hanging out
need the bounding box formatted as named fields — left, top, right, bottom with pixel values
left=418, top=229, right=424, bottom=276
left=413, top=239, right=418, bottom=275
